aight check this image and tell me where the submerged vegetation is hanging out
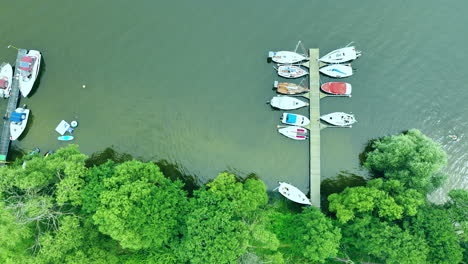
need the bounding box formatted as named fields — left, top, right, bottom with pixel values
left=0, top=129, right=465, bottom=263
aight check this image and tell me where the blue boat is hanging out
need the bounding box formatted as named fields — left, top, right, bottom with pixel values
left=58, top=135, right=74, bottom=141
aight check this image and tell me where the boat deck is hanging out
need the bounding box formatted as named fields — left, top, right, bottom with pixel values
left=307, top=49, right=321, bottom=207
left=0, top=49, right=25, bottom=165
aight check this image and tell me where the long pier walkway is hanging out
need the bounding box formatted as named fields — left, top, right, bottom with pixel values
left=0, top=49, right=25, bottom=164
left=306, top=49, right=321, bottom=207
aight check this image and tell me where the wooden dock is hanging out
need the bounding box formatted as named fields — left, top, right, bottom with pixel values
left=0, top=49, right=25, bottom=164
left=307, top=49, right=321, bottom=207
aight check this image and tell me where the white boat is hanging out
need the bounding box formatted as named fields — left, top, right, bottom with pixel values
left=270, top=96, right=308, bottom=110
left=281, top=113, right=310, bottom=127
left=10, top=106, right=30, bottom=140
left=319, top=64, right=353, bottom=78
left=268, top=51, right=308, bottom=64
left=277, top=182, right=311, bottom=205
left=277, top=126, right=308, bottom=140
left=320, top=112, right=356, bottom=127
left=319, top=46, right=361, bottom=64
left=19, top=50, right=41, bottom=97
left=0, top=63, right=13, bottom=98
left=277, top=65, right=308, bottom=78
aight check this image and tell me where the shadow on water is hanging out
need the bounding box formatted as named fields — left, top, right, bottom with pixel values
left=7, top=143, right=26, bottom=163
left=85, top=147, right=200, bottom=195
left=320, top=171, right=367, bottom=214
left=26, top=55, right=46, bottom=98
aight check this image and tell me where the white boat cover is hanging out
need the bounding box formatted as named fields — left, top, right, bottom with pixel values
left=277, top=182, right=311, bottom=205
left=55, top=120, right=71, bottom=135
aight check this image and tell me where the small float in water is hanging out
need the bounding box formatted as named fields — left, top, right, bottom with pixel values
left=276, top=182, right=311, bottom=205
left=58, top=135, right=74, bottom=141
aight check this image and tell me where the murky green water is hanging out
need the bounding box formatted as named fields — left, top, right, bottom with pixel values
left=1, top=0, right=467, bottom=201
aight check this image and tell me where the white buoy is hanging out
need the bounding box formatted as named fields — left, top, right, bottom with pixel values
left=82, top=85, right=86, bottom=88
left=71, top=121, right=78, bottom=128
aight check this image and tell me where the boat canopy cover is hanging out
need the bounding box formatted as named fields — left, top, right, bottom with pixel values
left=19, top=61, right=32, bottom=71
left=10, top=112, right=26, bottom=122
left=55, top=120, right=71, bottom=136
left=286, top=114, right=297, bottom=123
left=0, top=79, right=7, bottom=88
left=21, top=56, right=33, bottom=63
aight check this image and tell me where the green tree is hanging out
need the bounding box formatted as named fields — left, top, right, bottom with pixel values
left=363, top=129, right=447, bottom=193
left=90, top=160, right=188, bottom=250
left=178, top=173, right=273, bottom=264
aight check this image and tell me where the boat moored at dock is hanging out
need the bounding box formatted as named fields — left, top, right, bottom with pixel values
left=281, top=113, right=310, bottom=127
left=270, top=95, right=308, bottom=110
left=319, top=46, right=361, bottom=64
left=268, top=51, right=308, bottom=64
left=0, top=63, right=13, bottom=98
left=320, top=112, right=356, bottom=127
left=277, top=65, right=308, bottom=78
left=277, top=125, right=308, bottom=140
left=10, top=106, right=30, bottom=140
left=19, top=50, right=41, bottom=97
left=321, top=82, right=352, bottom=96
left=319, top=64, right=352, bottom=78
left=274, top=81, right=309, bottom=95
left=276, top=182, right=311, bottom=205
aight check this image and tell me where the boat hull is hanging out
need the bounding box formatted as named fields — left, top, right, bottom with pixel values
left=274, top=81, right=309, bottom=95
left=10, top=108, right=30, bottom=140
left=278, top=126, right=308, bottom=140
left=277, top=182, right=311, bottom=205
left=281, top=113, right=310, bottom=127
left=270, top=96, right=308, bottom=110
left=321, top=82, right=352, bottom=95
left=319, top=46, right=360, bottom=64
left=269, top=51, right=308, bottom=64
left=319, top=64, right=352, bottom=78
left=320, top=112, right=356, bottom=127
left=0, top=63, right=13, bottom=98
left=19, top=50, right=41, bottom=97
left=58, top=136, right=74, bottom=141
left=277, top=65, right=308, bottom=79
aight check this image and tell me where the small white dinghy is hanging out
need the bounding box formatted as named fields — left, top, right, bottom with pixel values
left=270, top=96, right=308, bottom=110
left=319, top=64, right=353, bottom=78
left=320, top=112, right=356, bottom=127
left=281, top=113, right=310, bottom=127
left=268, top=51, right=308, bottom=64
left=277, top=125, right=308, bottom=140
left=319, top=46, right=361, bottom=64
left=0, top=63, right=13, bottom=98
left=10, top=106, right=30, bottom=140
left=277, top=65, right=309, bottom=78
left=19, top=50, right=41, bottom=97
left=277, top=182, right=311, bottom=205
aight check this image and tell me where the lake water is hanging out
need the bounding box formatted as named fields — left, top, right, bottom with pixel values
left=1, top=0, right=467, bottom=202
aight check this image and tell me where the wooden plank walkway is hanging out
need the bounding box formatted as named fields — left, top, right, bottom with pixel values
left=0, top=49, right=25, bottom=164
left=307, top=49, right=321, bottom=207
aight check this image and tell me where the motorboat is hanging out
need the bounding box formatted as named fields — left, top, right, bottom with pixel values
left=319, top=64, right=352, bottom=78
left=277, top=65, right=308, bottom=78
left=274, top=81, right=309, bottom=95
left=270, top=96, right=308, bottom=110
left=281, top=113, right=310, bottom=127
left=0, top=63, right=13, bottom=98
left=319, top=46, right=361, bottom=64
left=277, top=126, right=308, bottom=140
left=276, top=182, right=311, bottom=205
left=19, top=50, right=41, bottom=97
left=320, top=112, right=356, bottom=127
left=268, top=51, right=308, bottom=64
left=10, top=106, right=30, bottom=140
left=321, top=82, right=352, bottom=96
